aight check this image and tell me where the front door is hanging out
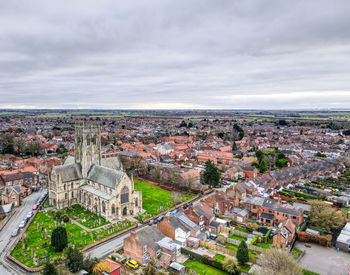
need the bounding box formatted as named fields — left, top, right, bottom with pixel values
left=123, top=207, right=127, bottom=216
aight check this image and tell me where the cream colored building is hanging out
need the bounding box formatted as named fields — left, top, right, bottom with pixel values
left=49, top=121, right=143, bottom=221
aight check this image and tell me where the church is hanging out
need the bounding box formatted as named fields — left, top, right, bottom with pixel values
left=49, top=121, right=143, bottom=221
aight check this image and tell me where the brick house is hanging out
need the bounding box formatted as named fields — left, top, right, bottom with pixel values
left=1, top=186, right=21, bottom=207
left=123, top=227, right=177, bottom=268
left=157, top=215, right=190, bottom=246
left=273, top=219, right=296, bottom=249
left=96, top=258, right=121, bottom=275
left=242, top=166, right=258, bottom=179
left=241, top=196, right=303, bottom=226
left=184, top=202, right=220, bottom=233
left=202, top=191, right=236, bottom=216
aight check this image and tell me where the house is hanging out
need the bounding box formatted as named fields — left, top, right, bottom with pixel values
left=95, top=258, right=121, bottom=275
left=241, top=196, right=303, bottom=226
left=123, top=227, right=177, bottom=268
left=202, top=191, right=236, bottom=215
left=157, top=215, right=190, bottom=247
left=184, top=202, right=220, bottom=233
left=224, top=166, right=244, bottom=179
left=273, top=219, right=297, bottom=249
left=1, top=186, right=21, bottom=207
left=336, top=222, right=350, bottom=252
left=231, top=207, right=249, bottom=223
left=156, top=143, right=174, bottom=155
left=242, top=166, right=258, bottom=179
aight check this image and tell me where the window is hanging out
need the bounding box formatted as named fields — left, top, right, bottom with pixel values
left=253, top=205, right=256, bottom=209
left=65, top=193, right=68, bottom=199
left=112, top=204, right=116, bottom=214
left=64, top=184, right=66, bottom=191
left=87, top=135, right=90, bottom=145
left=102, top=201, right=106, bottom=213
left=293, top=216, right=296, bottom=219
left=71, top=191, right=74, bottom=198
left=71, top=183, right=73, bottom=189
left=121, top=186, right=129, bottom=204
left=135, top=199, right=138, bottom=207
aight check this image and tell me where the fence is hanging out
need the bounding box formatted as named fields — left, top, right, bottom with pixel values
left=226, top=238, right=264, bottom=253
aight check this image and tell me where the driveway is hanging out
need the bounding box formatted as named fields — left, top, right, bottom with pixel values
left=295, top=241, right=350, bottom=275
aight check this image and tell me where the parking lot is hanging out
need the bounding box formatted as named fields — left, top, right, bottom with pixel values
left=295, top=241, right=350, bottom=275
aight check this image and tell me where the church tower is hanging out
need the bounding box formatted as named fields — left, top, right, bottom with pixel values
left=75, top=121, right=101, bottom=178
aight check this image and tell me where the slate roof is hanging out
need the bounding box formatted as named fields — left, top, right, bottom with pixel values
left=168, top=216, right=190, bottom=233
left=52, top=163, right=82, bottom=183
left=87, top=165, right=124, bottom=189
left=80, top=184, right=114, bottom=200
left=136, top=226, right=165, bottom=251
left=260, top=212, right=274, bottom=220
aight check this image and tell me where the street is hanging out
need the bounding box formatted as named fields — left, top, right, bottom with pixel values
left=0, top=190, right=45, bottom=275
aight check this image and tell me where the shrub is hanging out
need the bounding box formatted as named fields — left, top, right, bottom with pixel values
left=65, top=247, right=84, bottom=272
left=61, top=215, right=69, bottom=223
left=42, top=262, right=58, bottom=275
left=222, top=257, right=241, bottom=275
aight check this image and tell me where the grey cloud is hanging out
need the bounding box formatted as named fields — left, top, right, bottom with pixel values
left=0, top=0, right=350, bottom=109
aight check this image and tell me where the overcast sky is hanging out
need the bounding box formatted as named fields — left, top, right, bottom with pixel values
left=1, top=0, right=350, bottom=109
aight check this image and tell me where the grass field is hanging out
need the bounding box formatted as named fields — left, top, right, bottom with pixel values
left=134, top=180, right=194, bottom=216
left=225, top=243, right=257, bottom=259
left=11, top=211, right=133, bottom=267
left=183, top=260, right=229, bottom=275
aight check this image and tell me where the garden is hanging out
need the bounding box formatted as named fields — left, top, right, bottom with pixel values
left=11, top=211, right=134, bottom=268
left=134, top=179, right=195, bottom=219
left=184, top=260, right=228, bottom=275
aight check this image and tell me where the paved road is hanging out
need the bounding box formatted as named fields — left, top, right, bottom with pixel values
left=0, top=190, right=45, bottom=275
left=85, top=224, right=147, bottom=259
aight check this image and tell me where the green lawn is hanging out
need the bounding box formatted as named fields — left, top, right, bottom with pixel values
left=64, top=204, right=109, bottom=229
left=292, top=247, right=303, bottom=259
left=183, top=260, right=228, bottom=275
left=225, top=243, right=257, bottom=259
left=134, top=180, right=194, bottom=216
left=302, top=269, right=320, bottom=275
left=11, top=211, right=133, bottom=267
left=234, top=227, right=251, bottom=234
left=228, top=234, right=247, bottom=242
left=214, top=253, right=226, bottom=263
left=214, top=254, right=251, bottom=273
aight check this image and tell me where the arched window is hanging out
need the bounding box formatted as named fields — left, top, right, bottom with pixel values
left=65, top=193, right=67, bottom=199
left=112, top=204, right=116, bottom=214
left=71, top=191, right=74, bottom=198
left=71, top=183, right=73, bottom=189
left=87, top=135, right=90, bottom=145
left=102, top=201, right=106, bottom=213
left=64, top=184, right=66, bottom=191
left=135, top=198, right=138, bottom=207
left=89, top=196, right=91, bottom=205
left=121, top=186, right=129, bottom=204
left=92, top=136, right=96, bottom=145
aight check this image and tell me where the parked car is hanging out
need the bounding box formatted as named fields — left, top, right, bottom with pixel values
left=209, top=234, right=218, bottom=240
left=26, top=211, right=33, bottom=219
left=18, top=220, right=26, bottom=228
left=157, top=215, right=164, bottom=223
left=32, top=204, right=38, bottom=210
left=11, top=228, right=20, bottom=237
left=126, top=259, right=139, bottom=269
left=148, top=220, right=154, bottom=226
left=171, top=209, right=179, bottom=215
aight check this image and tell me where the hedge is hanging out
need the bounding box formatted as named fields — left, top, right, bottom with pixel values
left=262, top=229, right=272, bottom=243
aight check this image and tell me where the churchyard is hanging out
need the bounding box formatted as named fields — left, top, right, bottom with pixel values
left=11, top=210, right=133, bottom=268
left=134, top=179, right=195, bottom=221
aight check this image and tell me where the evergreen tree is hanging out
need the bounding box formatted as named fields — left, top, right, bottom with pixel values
left=236, top=241, right=249, bottom=265
left=259, top=159, right=268, bottom=173
left=51, top=226, right=68, bottom=252
left=203, top=160, right=220, bottom=187
left=65, top=247, right=84, bottom=272
left=232, top=141, right=237, bottom=151
left=42, top=262, right=58, bottom=275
